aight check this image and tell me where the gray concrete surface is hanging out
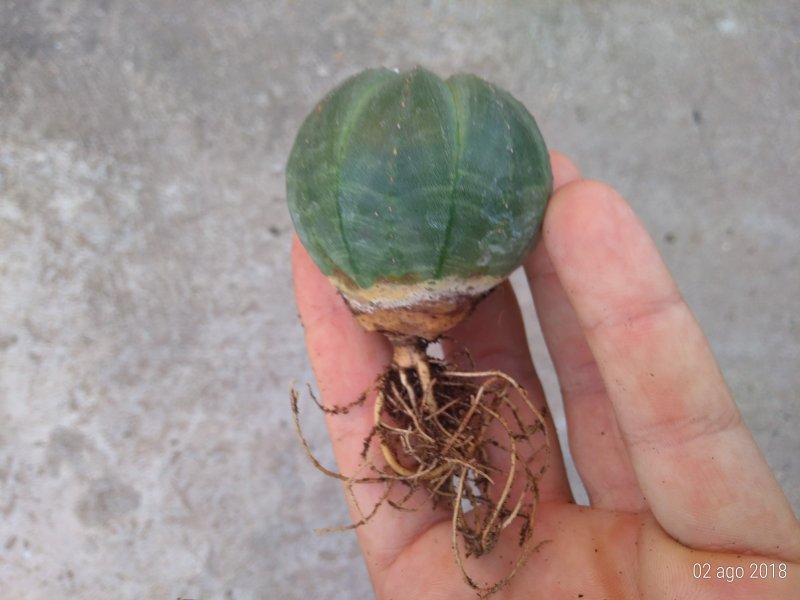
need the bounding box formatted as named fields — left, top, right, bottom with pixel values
left=1, top=1, right=798, bottom=598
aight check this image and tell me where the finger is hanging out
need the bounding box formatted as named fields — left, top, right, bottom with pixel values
left=543, top=180, right=800, bottom=560
left=528, top=243, right=644, bottom=512
left=291, top=237, right=451, bottom=572
left=526, top=157, right=646, bottom=511
left=444, top=281, right=572, bottom=503
left=549, top=150, right=581, bottom=190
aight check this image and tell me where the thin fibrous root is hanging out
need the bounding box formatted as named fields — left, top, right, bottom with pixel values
left=291, top=338, right=550, bottom=598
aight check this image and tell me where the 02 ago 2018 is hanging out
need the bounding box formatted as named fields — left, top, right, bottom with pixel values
left=692, top=561, right=787, bottom=583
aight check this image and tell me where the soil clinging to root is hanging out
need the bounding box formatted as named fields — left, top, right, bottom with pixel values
left=291, top=338, right=550, bottom=598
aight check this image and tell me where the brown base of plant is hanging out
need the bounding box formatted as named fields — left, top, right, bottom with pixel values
left=291, top=336, right=550, bottom=598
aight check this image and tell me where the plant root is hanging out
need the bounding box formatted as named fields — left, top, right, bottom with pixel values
left=291, top=337, right=550, bottom=598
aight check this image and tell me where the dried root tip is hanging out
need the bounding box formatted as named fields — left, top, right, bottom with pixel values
left=389, top=335, right=433, bottom=410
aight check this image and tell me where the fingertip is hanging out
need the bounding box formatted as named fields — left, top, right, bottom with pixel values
left=549, top=150, right=581, bottom=190
left=291, top=234, right=313, bottom=279
left=290, top=233, right=302, bottom=257
left=291, top=235, right=347, bottom=312
left=542, top=179, right=628, bottom=265
left=545, top=177, right=617, bottom=218
left=541, top=178, right=681, bottom=331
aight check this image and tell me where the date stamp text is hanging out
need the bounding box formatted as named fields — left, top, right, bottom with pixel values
left=692, top=562, right=787, bottom=583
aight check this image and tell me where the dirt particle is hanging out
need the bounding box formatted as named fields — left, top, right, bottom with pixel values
left=46, top=427, right=93, bottom=475
left=75, top=475, right=140, bottom=526
left=0, top=333, right=18, bottom=349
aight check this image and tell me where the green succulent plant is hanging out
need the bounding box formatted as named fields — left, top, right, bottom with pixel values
left=287, top=66, right=552, bottom=339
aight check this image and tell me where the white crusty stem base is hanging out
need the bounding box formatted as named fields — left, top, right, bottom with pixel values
left=331, top=274, right=503, bottom=340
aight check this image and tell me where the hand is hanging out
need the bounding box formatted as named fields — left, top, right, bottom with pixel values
left=290, top=152, right=800, bottom=598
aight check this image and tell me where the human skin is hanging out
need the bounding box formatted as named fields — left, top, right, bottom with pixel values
left=290, top=152, right=800, bottom=598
